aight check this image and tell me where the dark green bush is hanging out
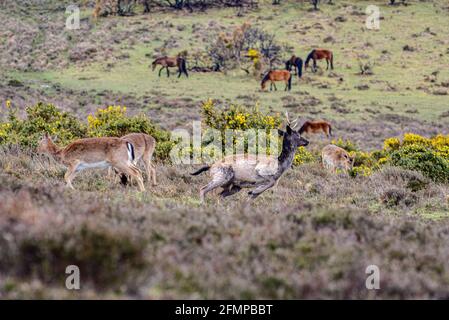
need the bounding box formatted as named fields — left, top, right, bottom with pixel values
left=389, top=144, right=449, bottom=183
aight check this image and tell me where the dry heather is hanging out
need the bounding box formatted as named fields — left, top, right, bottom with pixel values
left=1, top=147, right=449, bottom=299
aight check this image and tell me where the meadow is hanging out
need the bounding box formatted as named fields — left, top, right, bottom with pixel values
left=0, top=0, right=449, bottom=299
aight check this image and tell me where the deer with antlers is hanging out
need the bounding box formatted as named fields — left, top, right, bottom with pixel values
left=37, top=133, right=145, bottom=191
left=191, top=113, right=309, bottom=202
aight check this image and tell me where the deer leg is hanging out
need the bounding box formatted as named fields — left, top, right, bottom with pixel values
left=220, top=185, right=242, bottom=198
left=248, top=179, right=276, bottom=199
left=115, top=163, right=145, bottom=192
left=199, top=168, right=233, bottom=203
left=64, top=162, right=80, bottom=190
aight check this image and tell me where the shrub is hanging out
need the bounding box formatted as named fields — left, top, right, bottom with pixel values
left=383, top=133, right=449, bottom=183
left=0, top=102, right=174, bottom=161
left=388, top=144, right=449, bottom=183
left=201, top=99, right=281, bottom=131
left=293, top=147, right=315, bottom=166
left=331, top=138, right=358, bottom=153
left=200, top=99, right=282, bottom=157
left=5, top=224, right=147, bottom=288
left=87, top=105, right=173, bottom=160
left=0, top=102, right=86, bottom=147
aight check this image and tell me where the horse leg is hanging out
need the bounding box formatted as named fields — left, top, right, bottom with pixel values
left=273, top=82, right=277, bottom=91
left=158, top=67, right=164, bottom=77
left=166, top=67, right=170, bottom=77
left=313, top=59, right=317, bottom=73
left=270, top=82, right=273, bottom=91
left=326, top=59, right=329, bottom=70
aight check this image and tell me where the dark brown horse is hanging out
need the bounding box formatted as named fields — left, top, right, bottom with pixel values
left=261, top=70, right=292, bottom=91
left=285, top=55, right=303, bottom=78
left=151, top=56, right=188, bottom=78
left=304, top=49, right=334, bottom=72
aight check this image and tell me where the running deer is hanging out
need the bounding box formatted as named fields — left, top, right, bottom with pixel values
left=321, top=144, right=354, bottom=173
left=191, top=113, right=309, bottom=202
left=108, top=133, right=157, bottom=186
left=37, top=133, right=145, bottom=191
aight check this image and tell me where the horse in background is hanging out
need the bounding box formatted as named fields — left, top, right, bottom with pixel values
left=304, top=49, right=334, bottom=72
left=285, top=55, right=303, bottom=78
left=151, top=56, right=188, bottom=78
left=261, top=70, right=292, bottom=91
left=298, top=120, right=332, bottom=138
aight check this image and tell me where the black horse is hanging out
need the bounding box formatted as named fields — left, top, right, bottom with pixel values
left=285, top=55, right=303, bottom=79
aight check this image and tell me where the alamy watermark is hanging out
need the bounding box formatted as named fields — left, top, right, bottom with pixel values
left=169, top=121, right=281, bottom=167
left=66, top=4, right=80, bottom=30
left=366, top=5, right=380, bottom=30
left=65, top=265, right=80, bottom=290
left=365, top=265, right=380, bottom=290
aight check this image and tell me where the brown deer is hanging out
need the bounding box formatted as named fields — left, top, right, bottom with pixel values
left=298, top=120, right=332, bottom=138
left=37, top=133, right=145, bottom=191
left=108, top=133, right=157, bottom=186
left=321, top=144, right=354, bottom=173
left=191, top=113, right=309, bottom=202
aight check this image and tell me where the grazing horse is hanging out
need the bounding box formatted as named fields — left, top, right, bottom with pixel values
left=304, top=49, right=334, bottom=72
left=285, top=55, right=303, bottom=78
left=261, top=70, right=292, bottom=91
left=298, top=120, right=332, bottom=138
left=151, top=56, right=188, bottom=78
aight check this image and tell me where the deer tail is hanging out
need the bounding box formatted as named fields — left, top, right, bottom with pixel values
left=126, top=142, right=135, bottom=163
left=191, top=166, right=211, bottom=176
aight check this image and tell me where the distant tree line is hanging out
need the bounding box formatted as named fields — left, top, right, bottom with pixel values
left=93, top=0, right=258, bottom=16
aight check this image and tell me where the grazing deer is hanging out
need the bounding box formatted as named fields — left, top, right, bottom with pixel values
left=298, top=120, right=332, bottom=138
left=321, top=144, right=354, bottom=173
left=108, top=133, right=157, bottom=186
left=191, top=113, right=309, bottom=202
left=37, top=133, right=145, bottom=191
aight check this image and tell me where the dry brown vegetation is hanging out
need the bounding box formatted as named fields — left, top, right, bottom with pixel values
left=1, top=146, right=449, bottom=298
left=1, top=0, right=449, bottom=299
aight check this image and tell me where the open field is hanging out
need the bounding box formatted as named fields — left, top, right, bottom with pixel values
left=1, top=0, right=449, bottom=299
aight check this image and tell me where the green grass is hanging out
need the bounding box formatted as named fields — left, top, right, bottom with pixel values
left=7, top=1, right=449, bottom=123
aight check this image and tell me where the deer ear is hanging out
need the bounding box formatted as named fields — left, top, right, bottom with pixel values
left=43, top=132, right=49, bottom=139
left=52, top=135, right=58, bottom=142
left=278, top=129, right=285, bottom=137
left=286, top=125, right=293, bottom=134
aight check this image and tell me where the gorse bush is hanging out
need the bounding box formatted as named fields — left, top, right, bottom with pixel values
left=0, top=102, right=173, bottom=161
left=0, top=102, right=86, bottom=147
left=200, top=99, right=282, bottom=157
left=86, top=105, right=173, bottom=160
left=388, top=143, right=449, bottom=183
left=382, top=133, right=449, bottom=183
left=201, top=99, right=281, bottom=131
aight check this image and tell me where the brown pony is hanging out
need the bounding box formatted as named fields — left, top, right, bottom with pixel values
left=298, top=120, right=332, bottom=138
left=304, top=49, right=334, bottom=72
left=151, top=56, right=188, bottom=78
left=261, top=70, right=292, bottom=91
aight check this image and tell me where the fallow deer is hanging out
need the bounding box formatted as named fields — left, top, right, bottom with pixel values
left=108, top=133, right=157, bottom=186
left=37, top=133, right=145, bottom=191
left=321, top=144, right=354, bottom=173
left=191, top=113, right=309, bottom=202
